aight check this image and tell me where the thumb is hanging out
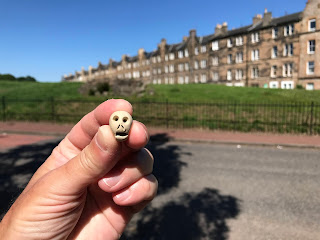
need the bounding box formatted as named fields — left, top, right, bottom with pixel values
left=49, top=125, right=122, bottom=195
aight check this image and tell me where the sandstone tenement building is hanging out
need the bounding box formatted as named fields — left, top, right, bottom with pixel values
left=62, top=0, right=320, bottom=90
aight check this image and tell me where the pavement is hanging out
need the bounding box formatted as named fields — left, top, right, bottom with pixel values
left=0, top=121, right=320, bottom=150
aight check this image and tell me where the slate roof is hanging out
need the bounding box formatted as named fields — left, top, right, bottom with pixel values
left=67, top=11, right=303, bottom=77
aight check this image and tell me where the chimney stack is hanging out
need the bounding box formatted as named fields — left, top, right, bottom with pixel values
left=253, top=14, right=262, bottom=25
left=263, top=9, right=272, bottom=26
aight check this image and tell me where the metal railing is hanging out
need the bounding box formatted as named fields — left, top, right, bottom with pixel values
left=1, top=97, right=320, bottom=135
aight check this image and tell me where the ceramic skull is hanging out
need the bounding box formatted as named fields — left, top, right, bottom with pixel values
left=109, top=111, right=133, bottom=141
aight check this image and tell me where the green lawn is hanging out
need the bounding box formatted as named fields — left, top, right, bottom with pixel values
left=1, top=81, right=320, bottom=103
left=144, top=84, right=320, bottom=103
left=0, top=81, right=84, bottom=100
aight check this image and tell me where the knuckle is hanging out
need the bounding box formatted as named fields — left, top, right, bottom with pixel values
left=79, top=147, right=99, bottom=176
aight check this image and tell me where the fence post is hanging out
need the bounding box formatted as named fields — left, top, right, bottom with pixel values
left=166, top=99, right=169, bottom=129
left=51, top=97, right=55, bottom=122
left=2, top=96, right=6, bottom=122
left=309, top=101, right=314, bottom=135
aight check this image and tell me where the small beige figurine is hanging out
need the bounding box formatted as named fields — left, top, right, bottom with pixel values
left=109, top=111, right=133, bottom=141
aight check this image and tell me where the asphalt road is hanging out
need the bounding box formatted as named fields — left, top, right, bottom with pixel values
left=124, top=140, right=320, bottom=240
left=1, top=138, right=319, bottom=239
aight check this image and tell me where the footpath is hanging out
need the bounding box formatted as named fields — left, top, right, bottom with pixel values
left=0, top=121, right=320, bottom=150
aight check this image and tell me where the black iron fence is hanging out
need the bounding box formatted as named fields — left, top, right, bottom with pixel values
left=1, top=96, right=320, bottom=135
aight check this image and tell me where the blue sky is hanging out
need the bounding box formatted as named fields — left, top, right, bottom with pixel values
left=0, top=0, right=306, bottom=82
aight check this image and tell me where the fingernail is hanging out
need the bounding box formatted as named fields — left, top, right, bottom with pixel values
left=103, top=175, right=121, bottom=187
left=115, top=189, right=131, bottom=201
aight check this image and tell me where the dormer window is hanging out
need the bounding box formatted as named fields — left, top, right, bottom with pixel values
left=194, top=47, right=199, bottom=55
left=272, top=27, right=278, bottom=39
left=251, top=32, right=259, bottom=43
left=212, top=41, right=219, bottom=51
left=200, top=45, right=207, bottom=53
left=235, top=36, right=243, bottom=46
left=284, top=24, right=294, bottom=36
left=184, top=49, right=189, bottom=57
left=309, top=19, right=316, bottom=32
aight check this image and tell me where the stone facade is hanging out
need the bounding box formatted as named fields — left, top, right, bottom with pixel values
left=62, top=0, right=320, bottom=90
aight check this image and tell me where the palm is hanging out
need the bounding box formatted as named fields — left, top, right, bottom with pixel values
left=68, top=184, right=131, bottom=240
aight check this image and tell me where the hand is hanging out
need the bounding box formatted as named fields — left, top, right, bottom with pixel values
left=0, top=99, right=157, bottom=240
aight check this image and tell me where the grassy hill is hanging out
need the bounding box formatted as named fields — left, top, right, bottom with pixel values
left=0, top=80, right=320, bottom=103
left=145, top=84, right=320, bottom=103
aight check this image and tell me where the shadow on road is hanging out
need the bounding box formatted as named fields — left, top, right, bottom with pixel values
left=122, top=133, right=241, bottom=240
left=0, top=139, right=61, bottom=219
left=123, top=188, right=240, bottom=240
left=1, top=133, right=241, bottom=238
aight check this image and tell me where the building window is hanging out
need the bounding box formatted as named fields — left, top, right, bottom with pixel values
left=157, top=56, right=161, bottom=63
left=169, top=77, right=175, bottom=84
left=272, top=27, right=278, bottom=39
left=235, top=36, right=243, bottom=46
left=269, top=81, right=279, bottom=89
left=178, top=63, right=184, bottom=72
left=271, top=66, right=277, bottom=78
left=212, top=41, right=219, bottom=51
left=309, top=19, right=316, bottom=32
left=185, top=76, right=189, bottom=84
left=308, top=40, right=316, bottom=54
left=165, top=54, right=169, bottom=61
left=284, top=24, right=294, bottom=36
left=227, top=39, right=233, bottom=48
left=306, top=83, right=314, bottom=90
left=194, top=60, right=199, bottom=70
left=157, top=68, right=161, bottom=74
left=194, top=47, right=199, bottom=55
left=307, top=61, right=315, bottom=75
left=227, top=54, right=232, bottom=64
left=283, top=43, right=294, bottom=56
left=272, top=46, right=278, bottom=58
left=212, top=72, right=219, bottom=81
left=152, top=57, right=157, bottom=64
left=127, top=63, right=132, bottom=69
left=281, top=81, right=294, bottom=89
left=200, top=60, right=207, bottom=69
left=251, top=49, right=259, bottom=61
left=200, top=74, right=207, bottom=83
left=157, top=78, right=162, bottom=84
left=227, top=70, right=232, bottom=81
left=178, top=76, right=184, bottom=84
left=194, top=75, right=199, bottom=83
left=133, top=62, right=139, bottom=68
left=251, top=67, right=259, bottom=79
left=212, top=56, right=219, bottom=66
left=169, top=53, right=175, bottom=60
left=165, top=77, right=169, bottom=84
left=178, top=51, right=184, bottom=59
left=185, top=63, right=189, bottom=71
left=235, top=69, right=243, bottom=80
left=146, top=60, right=150, bottom=65
left=164, top=65, right=169, bottom=73
left=152, top=68, right=157, bottom=75
left=251, top=32, right=259, bottom=43
left=169, top=64, right=175, bottom=73
left=133, top=71, right=140, bottom=78
left=283, top=63, right=293, bottom=77
left=185, top=49, right=189, bottom=57
left=235, top=52, right=243, bottom=63
left=200, top=45, right=207, bottom=53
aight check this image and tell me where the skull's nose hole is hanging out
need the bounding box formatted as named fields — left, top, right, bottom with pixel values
left=113, top=116, right=119, bottom=121
left=123, top=117, right=128, bottom=123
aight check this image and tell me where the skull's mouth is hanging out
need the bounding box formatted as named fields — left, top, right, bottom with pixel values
left=115, top=131, right=129, bottom=141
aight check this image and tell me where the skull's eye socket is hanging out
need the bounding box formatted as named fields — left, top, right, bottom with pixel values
left=113, top=116, right=119, bottom=121
left=123, top=117, right=128, bottom=123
